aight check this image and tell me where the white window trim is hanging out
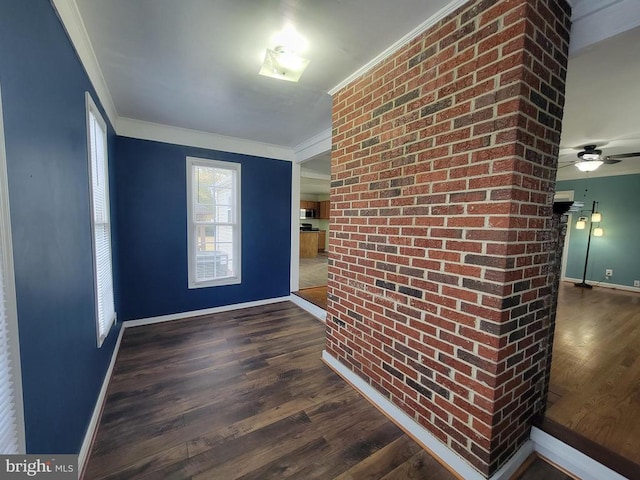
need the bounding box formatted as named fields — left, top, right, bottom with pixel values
left=0, top=82, right=26, bottom=453
left=85, top=92, right=116, bottom=347
left=186, top=157, right=242, bottom=289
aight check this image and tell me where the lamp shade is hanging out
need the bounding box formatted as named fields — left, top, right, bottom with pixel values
left=576, top=218, right=587, bottom=230
left=575, top=160, right=603, bottom=172
left=591, top=212, right=602, bottom=222
left=593, top=227, right=604, bottom=237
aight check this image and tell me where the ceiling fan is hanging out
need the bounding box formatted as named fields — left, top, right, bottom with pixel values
left=562, top=145, right=640, bottom=172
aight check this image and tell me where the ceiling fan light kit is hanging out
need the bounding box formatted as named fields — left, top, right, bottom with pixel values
left=568, top=144, right=640, bottom=172
left=575, top=159, right=603, bottom=172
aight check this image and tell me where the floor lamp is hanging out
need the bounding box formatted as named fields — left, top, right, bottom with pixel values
left=575, top=200, right=603, bottom=289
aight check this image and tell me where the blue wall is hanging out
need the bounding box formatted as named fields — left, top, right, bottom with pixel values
left=0, top=0, right=121, bottom=453
left=557, top=174, right=640, bottom=288
left=114, top=137, right=291, bottom=321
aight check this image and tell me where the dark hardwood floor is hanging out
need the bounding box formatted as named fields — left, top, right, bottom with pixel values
left=83, top=302, right=458, bottom=480
left=84, top=301, right=572, bottom=479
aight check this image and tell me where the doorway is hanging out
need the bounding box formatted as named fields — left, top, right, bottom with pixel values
left=294, top=153, right=330, bottom=310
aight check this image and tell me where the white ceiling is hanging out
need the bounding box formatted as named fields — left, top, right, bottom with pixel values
left=73, top=0, right=455, bottom=148
left=63, top=0, right=640, bottom=189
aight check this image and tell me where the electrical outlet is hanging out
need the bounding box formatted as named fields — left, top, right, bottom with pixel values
left=635, top=280, right=640, bottom=288
left=605, top=269, right=613, bottom=277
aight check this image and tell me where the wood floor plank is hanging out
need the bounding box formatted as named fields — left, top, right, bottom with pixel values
left=232, top=437, right=331, bottom=480
left=144, top=411, right=316, bottom=480
left=333, top=436, right=423, bottom=480
left=96, top=443, right=189, bottom=480
left=380, top=449, right=454, bottom=480
left=286, top=422, right=406, bottom=480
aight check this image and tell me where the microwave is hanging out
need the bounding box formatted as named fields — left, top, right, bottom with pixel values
left=300, top=208, right=316, bottom=219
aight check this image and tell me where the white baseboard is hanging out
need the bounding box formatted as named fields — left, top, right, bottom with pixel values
left=491, top=440, right=534, bottom=480
left=563, top=277, right=640, bottom=293
left=78, top=325, right=124, bottom=475
left=531, top=427, right=626, bottom=480
left=123, top=296, right=291, bottom=328
left=321, top=351, right=530, bottom=480
left=290, top=294, right=327, bottom=322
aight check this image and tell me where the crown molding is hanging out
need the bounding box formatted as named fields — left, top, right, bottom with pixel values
left=571, top=0, right=616, bottom=21
left=294, top=128, right=332, bottom=163
left=117, top=117, right=295, bottom=161
left=328, top=0, right=468, bottom=95
left=569, top=0, right=640, bottom=55
left=50, top=0, right=119, bottom=127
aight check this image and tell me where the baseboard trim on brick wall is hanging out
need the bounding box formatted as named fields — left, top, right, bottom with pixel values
left=123, top=296, right=291, bottom=328
left=530, top=427, right=626, bottom=480
left=290, top=294, right=327, bottom=322
left=322, top=351, right=531, bottom=480
left=78, top=325, right=124, bottom=477
left=563, top=277, right=640, bottom=293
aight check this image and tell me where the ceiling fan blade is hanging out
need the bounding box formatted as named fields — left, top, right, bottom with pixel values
left=603, top=157, right=622, bottom=165
left=606, top=152, right=640, bottom=159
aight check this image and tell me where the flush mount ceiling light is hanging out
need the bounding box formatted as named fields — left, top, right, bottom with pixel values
left=259, top=45, right=309, bottom=82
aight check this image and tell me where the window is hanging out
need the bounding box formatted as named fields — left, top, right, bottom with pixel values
left=86, top=93, right=115, bottom=347
left=0, top=82, right=25, bottom=453
left=187, top=157, right=241, bottom=288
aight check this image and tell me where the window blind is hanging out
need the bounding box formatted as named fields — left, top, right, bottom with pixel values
left=0, top=262, right=20, bottom=454
left=87, top=94, right=115, bottom=346
left=0, top=82, right=23, bottom=454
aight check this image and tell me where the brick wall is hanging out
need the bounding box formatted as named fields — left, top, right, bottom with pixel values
left=326, top=0, right=571, bottom=476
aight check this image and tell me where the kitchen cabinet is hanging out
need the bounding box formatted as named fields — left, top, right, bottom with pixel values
left=300, top=200, right=319, bottom=211
left=318, top=200, right=330, bottom=219
left=318, top=230, right=326, bottom=252
left=300, top=231, right=319, bottom=258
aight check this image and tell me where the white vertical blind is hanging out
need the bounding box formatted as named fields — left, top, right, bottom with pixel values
left=0, top=82, right=25, bottom=454
left=86, top=93, right=115, bottom=346
left=0, top=267, right=19, bottom=454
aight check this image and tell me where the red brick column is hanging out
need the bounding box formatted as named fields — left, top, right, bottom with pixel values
left=326, top=0, right=571, bottom=476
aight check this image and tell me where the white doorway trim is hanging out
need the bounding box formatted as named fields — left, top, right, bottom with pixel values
left=290, top=131, right=331, bottom=294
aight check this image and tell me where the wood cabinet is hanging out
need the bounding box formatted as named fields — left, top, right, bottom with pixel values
left=318, top=200, right=330, bottom=219
left=318, top=230, right=326, bottom=252
left=300, top=200, right=319, bottom=211
left=300, top=232, right=319, bottom=258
